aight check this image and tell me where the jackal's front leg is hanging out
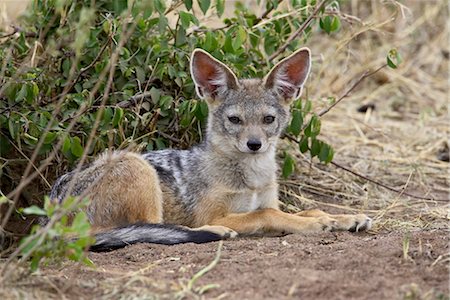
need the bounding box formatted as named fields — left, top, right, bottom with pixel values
left=210, top=208, right=339, bottom=235
left=296, top=209, right=372, bottom=232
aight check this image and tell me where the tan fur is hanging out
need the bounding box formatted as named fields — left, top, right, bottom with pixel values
left=83, top=152, right=163, bottom=227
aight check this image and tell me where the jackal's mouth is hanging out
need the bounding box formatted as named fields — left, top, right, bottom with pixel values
left=234, top=145, right=266, bottom=155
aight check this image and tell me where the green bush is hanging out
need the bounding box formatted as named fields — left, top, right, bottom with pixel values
left=0, top=0, right=339, bottom=188
left=19, top=197, right=94, bottom=271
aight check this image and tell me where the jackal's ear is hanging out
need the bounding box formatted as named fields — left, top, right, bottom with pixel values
left=190, top=49, right=239, bottom=101
left=264, top=47, right=311, bottom=102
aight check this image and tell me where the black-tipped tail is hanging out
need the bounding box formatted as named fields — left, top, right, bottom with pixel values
left=89, top=223, right=222, bottom=252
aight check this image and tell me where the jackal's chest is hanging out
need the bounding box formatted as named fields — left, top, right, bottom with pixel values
left=232, top=156, right=277, bottom=190
left=227, top=183, right=278, bottom=213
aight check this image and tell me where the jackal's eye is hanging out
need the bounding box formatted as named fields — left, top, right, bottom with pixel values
left=228, top=116, right=241, bottom=124
left=263, top=115, right=275, bottom=124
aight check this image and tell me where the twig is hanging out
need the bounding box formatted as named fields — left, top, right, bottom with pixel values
left=0, top=26, right=37, bottom=39
left=158, top=131, right=181, bottom=144
left=268, top=0, right=328, bottom=62
left=316, top=63, right=388, bottom=118
left=330, top=161, right=449, bottom=202
left=116, top=91, right=153, bottom=108
left=284, top=129, right=448, bottom=202
left=284, top=133, right=448, bottom=202
left=45, top=35, right=113, bottom=104
left=254, top=0, right=285, bottom=24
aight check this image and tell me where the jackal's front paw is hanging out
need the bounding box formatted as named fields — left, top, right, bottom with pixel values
left=316, top=216, right=338, bottom=232
left=197, top=225, right=238, bottom=239
left=335, top=214, right=372, bottom=232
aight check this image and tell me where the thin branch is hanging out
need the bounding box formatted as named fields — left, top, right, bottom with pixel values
left=268, top=0, right=328, bottom=62
left=0, top=26, right=37, bottom=39
left=116, top=91, right=153, bottom=108
left=285, top=131, right=448, bottom=202
left=330, top=161, right=449, bottom=202
left=158, top=131, right=181, bottom=144
left=254, top=0, right=285, bottom=24
left=316, top=63, right=388, bottom=118
left=45, top=35, right=113, bottom=104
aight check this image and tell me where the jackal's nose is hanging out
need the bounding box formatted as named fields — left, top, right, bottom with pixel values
left=247, top=140, right=262, bottom=151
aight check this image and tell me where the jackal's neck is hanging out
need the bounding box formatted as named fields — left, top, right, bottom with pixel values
left=200, top=141, right=277, bottom=189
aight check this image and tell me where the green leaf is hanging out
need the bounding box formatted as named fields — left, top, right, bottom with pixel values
left=185, top=0, right=193, bottom=10
left=330, top=16, right=341, bottom=32
left=318, top=143, right=329, bottom=162
left=16, top=85, right=27, bottom=102
left=102, top=107, right=113, bottom=126
left=154, top=138, right=166, bottom=149
left=224, top=31, right=234, bottom=53
left=112, top=107, right=124, bottom=127
left=149, top=87, right=161, bottom=104
left=71, top=136, right=84, bottom=158
left=303, top=100, right=312, bottom=113
left=20, top=235, right=39, bottom=256
left=176, top=26, right=187, bottom=46
left=198, top=0, right=211, bottom=15
left=30, top=255, right=41, bottom=272
left=387, top=49, right=402, bottom=69
left=216, top=0, right=225, bottom=17
left=204, top=31, right=216, bottom=51
left=32, top=83, right=39, bottom=97
left=282, top=154, right=295, bottom=178
left=25, top=84, right=35, bottom=104
left=82, top=256, right=95, bottom=267
left=72, top=211, right=91, bottom=233
left=179, top=11, right=192, bottom=29
left=154, top=0, right=166, bottom=13
left=43, top=132, right=57, bottom=144
left=304, top=115, right=321, bottom=138
left=264, top=34, right=277, bottom=56
left=62, top=135, right=71, bottom=153
left=22, top=205, right=47, bottom=216
left=319, top=16, right=339, bottom=34
left=43, top=197, right=55, bottom=216
left=0, top=196, right=11, bottom=205
left=232, top=26, right=246, bottom=50
left=8, top=117, right=19, bottom=140
left=289, top=110, right=303, bottom=136
left=299, top=136, right=309, bottom=153
left=318, top=143, right=334, bottom=163
left=310, top=138, right=321, bottom=157
left=387, top=56, right=397, bottom=69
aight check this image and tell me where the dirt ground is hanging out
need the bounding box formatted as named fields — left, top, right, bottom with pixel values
left=1, top=230, right=448, bottom=300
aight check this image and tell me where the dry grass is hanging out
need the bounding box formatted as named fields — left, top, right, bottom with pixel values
left=278, top=0, right=449, bottom=232
left=0, top=0, right=449, bottom=299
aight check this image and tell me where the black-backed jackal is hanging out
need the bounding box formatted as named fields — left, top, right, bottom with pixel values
left=50, top=48, right=372, bottom=251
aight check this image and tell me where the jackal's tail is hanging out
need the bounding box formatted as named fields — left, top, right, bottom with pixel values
left=89, top=223, right=223, bottom=252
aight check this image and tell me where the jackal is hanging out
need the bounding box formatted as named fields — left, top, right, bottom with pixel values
left=50, top=48, right=372, bottom=251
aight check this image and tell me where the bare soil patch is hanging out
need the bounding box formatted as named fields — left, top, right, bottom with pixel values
left=2, top=230, right=448, bottom=299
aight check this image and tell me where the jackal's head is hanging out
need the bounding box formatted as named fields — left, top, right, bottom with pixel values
left=190, top=48, right=311, bottom=155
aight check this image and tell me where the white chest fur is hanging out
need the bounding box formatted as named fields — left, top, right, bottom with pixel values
left=229, top=185, right=278, bottom=213
left=240, top=152, right=277, bottom=189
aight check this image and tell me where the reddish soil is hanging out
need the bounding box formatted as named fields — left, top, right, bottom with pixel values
left=2, top=230, right=448, bottom=299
